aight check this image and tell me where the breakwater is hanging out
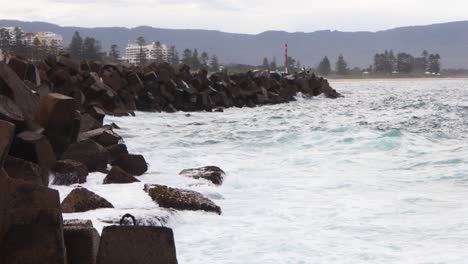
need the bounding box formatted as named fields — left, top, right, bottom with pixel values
left=0, top=53, right=341, bottom=263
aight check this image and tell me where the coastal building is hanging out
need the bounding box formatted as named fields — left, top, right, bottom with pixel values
left=124, top=42, right=173, bottom=65
left=36, top=31, right=64, bottom=49
left=24, top=32, right=36, bottom=46
left=0, top=27, right=64, bottom=50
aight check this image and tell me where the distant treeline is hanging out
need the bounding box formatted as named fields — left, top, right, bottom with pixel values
left=259, top=50, right=443, bottom=76
left=180, top=48, right=219, bottom=71
left=316, top=50, right=441, bottom=76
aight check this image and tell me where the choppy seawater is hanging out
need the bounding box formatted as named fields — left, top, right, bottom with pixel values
left=53, top=79, right=468, bottom=263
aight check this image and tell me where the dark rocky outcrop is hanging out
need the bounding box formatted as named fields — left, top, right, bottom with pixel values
left=97, top=226, right=178, bottom=264
left=179, top=166, right=225, bottom=185
left=112, top=154, right=147, bottom=176
left=103, top=166, right=140, bottom=184
left=144, top=184, right=221, bottom=214
left=61, top=188, right=114, bottom=213
left=61, top=140, right=109, bottom=172
left=51, top=159, right=88, bottom=186
left=64, top=219, right=100, bottom=264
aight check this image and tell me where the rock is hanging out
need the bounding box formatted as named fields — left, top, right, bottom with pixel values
left=57, top=54, right=79, bottom=73
left=97, top=226, right=178, bottom=264
left=79, top=113, right=102, bottom=133
left=9, top=130, right=56, bottom=171
left=0, top=62, right=40, bottom=122
left=0, top=120, right=15, bottom=168
left=144, top=184, right=221, bottom=214
left=103, top=166, right=140, bottom=184
left=4, top=156, right=47, bottom=186
left=35, top=93, right=81, bottom=156
left=64, top=221, right=100, bottom=264
left=105, top=144, right=128, bottom=163
left=61, top=140, right=109, bottom=172
left=321, top=79, right=343, bottom=99
left=214, top=107, right=224, bottom=112
left=7, top=56, right=29, bottom=80
left=0, top=208, right=67, bottom=264
left=1, top=176, right=61, bottom=209
left=179, top=166, right=225, bottom=185
left=109, top=122, right=120, bottom=129
left=0, top=175, right=60, bottom=254
left=87, top=106, right=106, bottom=125
left=51, top=159, right=88, bottom=186
left=102, top=69, right=123, bottom=91
left=61, top=188, right=114, bottom=213
left=0, top=95, right=24, bottom=124
left=112, top=154, right=147, bottom=176
left=78, top=128, right=122, bottom=147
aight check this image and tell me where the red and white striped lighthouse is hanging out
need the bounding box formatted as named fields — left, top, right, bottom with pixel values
left=284, top=43, right=288, bottom=74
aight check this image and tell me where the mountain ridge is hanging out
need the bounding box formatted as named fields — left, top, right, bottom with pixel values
left=1, top=19, right=468, bottom=68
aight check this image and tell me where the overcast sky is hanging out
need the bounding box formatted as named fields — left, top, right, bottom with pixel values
left=0, top=0, right=467, bottom=33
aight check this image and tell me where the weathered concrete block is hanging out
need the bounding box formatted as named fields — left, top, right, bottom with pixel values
left=112, top=154, right=147, bottom=176
left=0, top=95, right=24, bottom=124
left=97, top=226, right=178, bottom=264
left=0, top=62, right=40, bottom=122
left=61, top=140, right=109, bottom=172
left=4, top=156, right=47, bottom=186
left=0, top=120, right=15, bottom=168
left=51, top=159, right=88, bottom=186
left=105, top=144, right=128, bottom=163
left=78, top=128, right=122, bottom=147
left=35, top=93, right=81, bottom=157
left=0, top=208, right=66, bottom=264
left=64, top=223, right=100, bottom=264
left=2, top=176, right=61, bottom=209
left=10, top=131, right=56, bottom=173
left=79, top=113, right=102, bottom=133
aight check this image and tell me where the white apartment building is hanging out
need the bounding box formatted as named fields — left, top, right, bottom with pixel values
left=36, top=31, right=64, bottom=49
left=125, top=42, right=173, bottom=65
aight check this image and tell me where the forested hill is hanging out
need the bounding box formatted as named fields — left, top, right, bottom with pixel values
left=1, top=20, right=468, bottom=68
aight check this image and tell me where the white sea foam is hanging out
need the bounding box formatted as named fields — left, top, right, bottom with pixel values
left=51, top=79, right=468, bottom=263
